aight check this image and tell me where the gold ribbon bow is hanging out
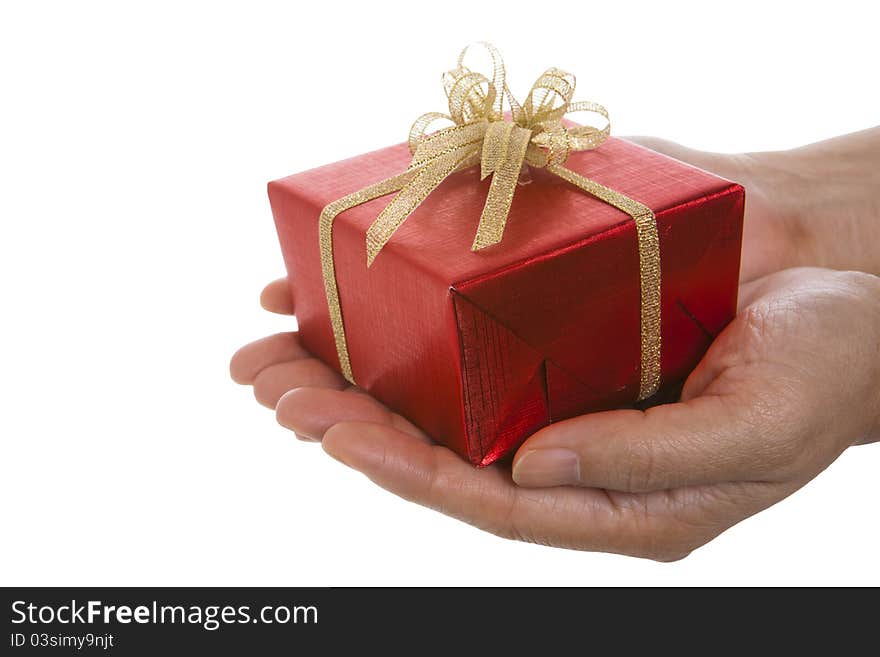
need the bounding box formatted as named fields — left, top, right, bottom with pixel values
left=319, top=43, right=661, bottom=400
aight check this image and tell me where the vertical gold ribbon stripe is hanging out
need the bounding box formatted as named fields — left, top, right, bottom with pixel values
left=548, top=164, right=662, bottom=400
left=319, top=171, right=414, bottom=382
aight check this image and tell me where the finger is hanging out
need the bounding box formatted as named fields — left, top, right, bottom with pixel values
left=512, top=395, right=772, bottom=492
left=260, top=277, right=295, bottom=315
left=230, top=332, right=310, bottom=384
left=321, top=421, right=622, bottom=550
left=253, top=358, right=346, bottom=408
left=276, top=387, right=430, bottom=442
left=321, top=421, right=767, bottom=560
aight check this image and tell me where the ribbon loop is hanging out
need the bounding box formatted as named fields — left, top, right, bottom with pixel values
left=408, top=112, right=454, bottom=154
left=522, top=68, right=577, bottom=124
left=442, top=67, right=498, bottom=125
left=457, top=42, right=506, bottom=119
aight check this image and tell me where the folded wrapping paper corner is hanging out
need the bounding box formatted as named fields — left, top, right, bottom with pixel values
left=318, top=43, right=663, bottom=402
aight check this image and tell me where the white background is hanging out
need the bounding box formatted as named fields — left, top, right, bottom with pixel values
left=1, top=1, right=877, bottom=586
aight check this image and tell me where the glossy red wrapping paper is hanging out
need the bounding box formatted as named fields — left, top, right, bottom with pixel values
left=269, top=137, right=744, bottom=465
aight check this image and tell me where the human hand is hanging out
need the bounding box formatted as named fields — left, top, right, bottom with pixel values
left=626, top=127, right=880, bottom=282
left=231, top=268, right=879, bottom=560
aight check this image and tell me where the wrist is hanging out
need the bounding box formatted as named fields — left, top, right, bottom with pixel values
left=749, top=134, right=880, bottom=276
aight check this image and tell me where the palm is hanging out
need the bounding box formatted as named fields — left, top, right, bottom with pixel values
left=230, top=274, right=811, bottom=560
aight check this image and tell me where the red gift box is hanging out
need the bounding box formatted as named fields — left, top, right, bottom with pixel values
left=269, top=136, right=743, bottom=465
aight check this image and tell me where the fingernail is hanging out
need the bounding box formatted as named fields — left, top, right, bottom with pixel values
left=276, top=389, right=318, bottom=440
left=276, top=408, right=314, bottom=439
left=512, top=448, right=580, bottom=487
left=277, top=415, right=318, bottom=441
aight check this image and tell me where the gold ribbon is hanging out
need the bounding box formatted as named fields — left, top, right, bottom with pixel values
left=319, top=43, right=661, bottom=400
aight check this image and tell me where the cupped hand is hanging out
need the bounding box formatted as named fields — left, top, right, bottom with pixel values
left=231, top=269, right=879, bottom=560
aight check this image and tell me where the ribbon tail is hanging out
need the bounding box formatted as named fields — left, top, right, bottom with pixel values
left=472, top=122, right=532, bottom=250
left=365, top=148, right=477, bottom=266
left=547, top=164, right=662, bottom=400
left=319, top=171, right=414, bottom=383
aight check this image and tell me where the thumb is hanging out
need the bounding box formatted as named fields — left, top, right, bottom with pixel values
left=512, top=393, right=778, bottom=492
